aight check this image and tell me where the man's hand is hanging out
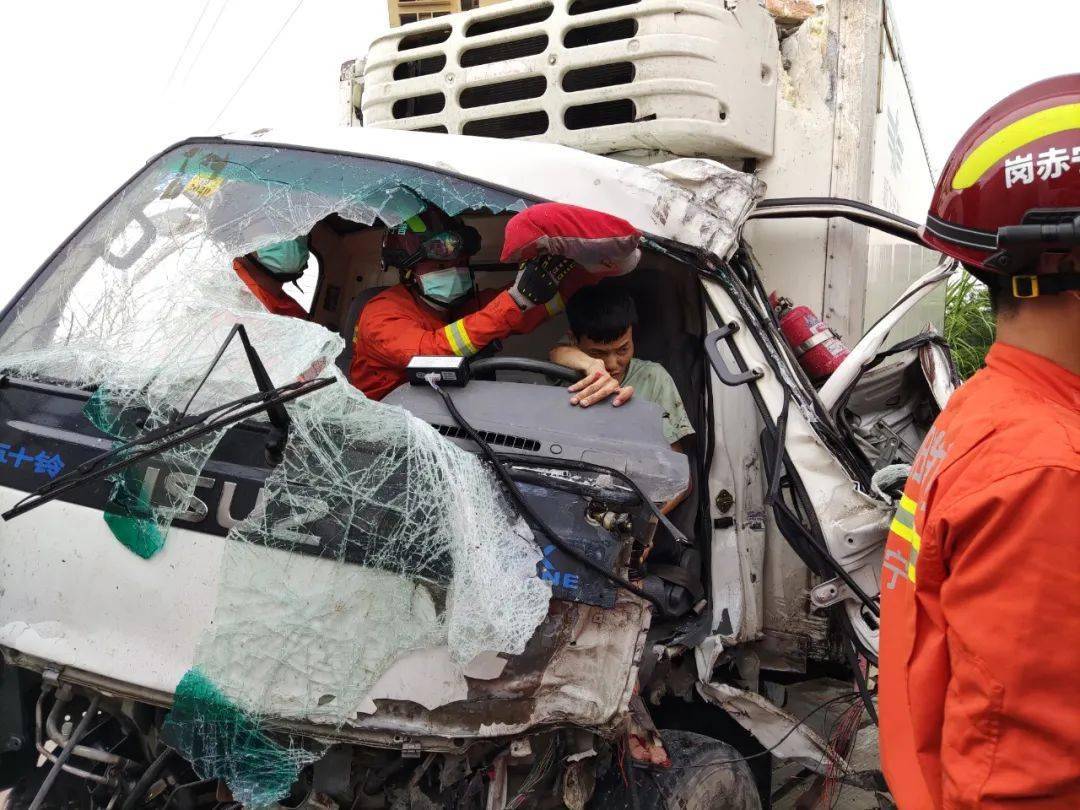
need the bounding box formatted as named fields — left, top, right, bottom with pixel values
left=567, top=362, right=634, bottom=408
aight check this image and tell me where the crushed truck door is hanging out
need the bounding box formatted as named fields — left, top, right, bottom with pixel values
left=700, top=197, right=957, bottom=660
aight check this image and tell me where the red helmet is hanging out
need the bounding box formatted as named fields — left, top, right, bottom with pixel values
left=923, top=74, right=1080, bottom=298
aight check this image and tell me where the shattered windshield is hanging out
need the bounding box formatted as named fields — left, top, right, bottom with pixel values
left=0, top=141, right=551, bottom=804
left=0, top=141, right=528, bottom=381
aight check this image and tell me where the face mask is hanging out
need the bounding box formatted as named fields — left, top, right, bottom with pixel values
left=418, top=267, right=474, bottom=305
left=255, top=236, right=309, bottom=279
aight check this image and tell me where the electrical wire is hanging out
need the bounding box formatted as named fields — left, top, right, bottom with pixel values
left=180, top=0, right=229, bottom=87
left=505, top=738, right=558, bottom=809
left=166, top=0, right=214, bottom=87
left=496, top=453, right=689, bottom=546
left=425, top=377, right=667, bottom=612
left=208, top=0, right=307, bottom=130
left=845, top=635, right=878, bottom=725
left=664, top=692, right=861, bottom=770
left=823, top=699, right=866, bottom=808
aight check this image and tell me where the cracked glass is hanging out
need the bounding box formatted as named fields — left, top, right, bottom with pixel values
left=0, top=141, right=549, bottom=805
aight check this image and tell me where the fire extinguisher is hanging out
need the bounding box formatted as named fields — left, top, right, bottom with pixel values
left=769, top=292, right=850, bottom=382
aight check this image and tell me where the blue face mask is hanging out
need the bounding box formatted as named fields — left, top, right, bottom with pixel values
left=418, top=267, right=474, bottom=305
left=255, top=236, right=310, bottom=279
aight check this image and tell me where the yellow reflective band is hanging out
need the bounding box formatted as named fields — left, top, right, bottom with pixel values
left=952, top=102, right=1080, bottom=189
left=889, top=517, right=921, bottom=552
left=443, top=324, right=465, bottom=356
left=899, top=494, right=918, bottom=516
left=405, top=213, right=427, bottom=233
left=449, top=319, right=478, bottom=356
left=907, top=563, right=917, bottom=583
left=545, top=293, right=565, bottom=317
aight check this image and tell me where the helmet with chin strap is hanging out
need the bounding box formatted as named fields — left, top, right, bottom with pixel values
left=381, top=207, right=481, bottom=278
left=922, top=74, right=1080, bottom=299
left=381, top=207, right=483, bottom=309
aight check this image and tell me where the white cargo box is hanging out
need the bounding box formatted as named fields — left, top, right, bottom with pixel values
left=355, top=0, right=778, bottom=159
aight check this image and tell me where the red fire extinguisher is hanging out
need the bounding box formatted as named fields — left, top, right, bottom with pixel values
left=769, top=292, right=850, bottom=382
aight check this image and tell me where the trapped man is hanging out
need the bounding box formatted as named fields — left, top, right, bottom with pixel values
left=550, top=283, right=695, bottom=451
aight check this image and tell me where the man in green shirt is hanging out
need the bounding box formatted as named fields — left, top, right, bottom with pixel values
left=549, top=283, right=695, bottom=451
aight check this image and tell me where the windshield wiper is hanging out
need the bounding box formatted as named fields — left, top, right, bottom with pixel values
left=2, top=324, right=335, bottom=522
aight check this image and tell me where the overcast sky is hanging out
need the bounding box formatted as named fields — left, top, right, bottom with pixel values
left=0, top=0, right=1074, bottom=307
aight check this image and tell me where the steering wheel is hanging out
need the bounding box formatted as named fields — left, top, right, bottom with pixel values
left=470, top=356, right=583, bottom=384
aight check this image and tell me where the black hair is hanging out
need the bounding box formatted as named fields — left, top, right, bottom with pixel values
left=566, top=282, right=638, bottom=343
left=989, top=283, right=1019, bottom=318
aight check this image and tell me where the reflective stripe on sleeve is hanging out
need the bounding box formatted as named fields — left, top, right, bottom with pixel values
left=889, top=494, right=921, bottom=582
left=890, top=496, right=921, bottom=552
left=444, top=319, right=479, bottom=357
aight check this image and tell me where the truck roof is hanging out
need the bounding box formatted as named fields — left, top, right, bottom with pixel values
left=220, top=126, right=762, bottom=260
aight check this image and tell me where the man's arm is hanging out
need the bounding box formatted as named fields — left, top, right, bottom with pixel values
left=234, top=258, right=309, bottom=319
left=361, top=290, right=532, bottom=365
left=548, top=344, right=634, bottom=407
left=935, top=465, right=1080, bottom=807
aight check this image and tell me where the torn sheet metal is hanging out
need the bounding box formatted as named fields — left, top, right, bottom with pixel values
left=351, top=592, right=651, bottom=741
left=228, top=127, right=765, bottom=262
left=700, top=271, right=890, bottom=656
left=818, top=259, right=957, bottom=412
left=919, top=338, right=960, bottom=410
left=698, top=681, right=849, bottom=773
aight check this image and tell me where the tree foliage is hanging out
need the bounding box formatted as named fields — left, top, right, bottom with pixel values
left=945, top=273, right=995, bottom=380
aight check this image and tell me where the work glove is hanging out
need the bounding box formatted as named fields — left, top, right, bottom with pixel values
left=509, top=254, right=576, bottom=309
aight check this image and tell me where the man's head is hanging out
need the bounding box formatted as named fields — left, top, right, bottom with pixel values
left=921, top=74, right=1080, bottom=370
left=382, top=207, right=481, bottom=308
left=566, top=283, right=637, bottom=383
left=988, top=252, right=1080, bottom=375
left=251, top=235, right=310, bottom=283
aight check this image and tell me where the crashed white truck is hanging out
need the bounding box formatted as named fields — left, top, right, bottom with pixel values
left=0, top=1, right=957, bottom=809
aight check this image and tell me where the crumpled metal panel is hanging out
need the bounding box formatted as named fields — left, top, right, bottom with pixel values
left=227, top=127, right=766, bottom=261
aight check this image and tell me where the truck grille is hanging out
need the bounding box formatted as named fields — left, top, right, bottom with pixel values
left=466, top=3, right=554, bottom=36
left=356, top=0, right=778, bottom=159
left=460, top=75, right=547, bottom=108
left=460, top=34, right=549, bottom=67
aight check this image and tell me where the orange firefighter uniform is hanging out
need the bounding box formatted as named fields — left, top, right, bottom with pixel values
left=351, top=279, right=584, bottom=400
left=233, top=257, right=308, bottom=319
left=879, top=342, right=1080, bottom=808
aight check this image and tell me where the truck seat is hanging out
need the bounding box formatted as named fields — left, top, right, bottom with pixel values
left=335, top=285, right=390, bottom=373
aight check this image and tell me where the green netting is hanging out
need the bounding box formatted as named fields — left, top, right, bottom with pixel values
left=83, top=389, right=166, bottom=557
left=83, top=388, right=224, bottom=558
left=101, top=471, right=164, bottom=559
left=164, top=668, right=320, bottom=808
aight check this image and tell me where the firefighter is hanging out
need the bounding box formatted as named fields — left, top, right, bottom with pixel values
left=233, top=236, right=311, bottom=318
left=879, top=75, right=1080, bottom=808
left=350, top=207, right=592, bottom=399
